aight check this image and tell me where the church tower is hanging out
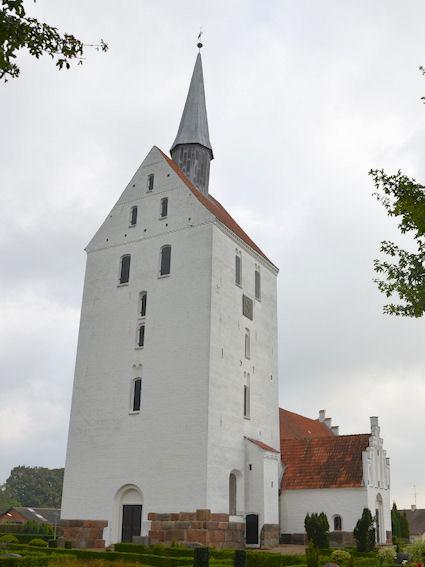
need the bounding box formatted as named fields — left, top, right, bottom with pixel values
left=61, top=49, right=280, bottom=548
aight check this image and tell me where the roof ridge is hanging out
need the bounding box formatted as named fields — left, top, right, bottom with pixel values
left=156, top=147, right=276, bottom=267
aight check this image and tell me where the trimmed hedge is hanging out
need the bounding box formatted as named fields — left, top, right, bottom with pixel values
left=115, top=543, right=194, bottom=557
left=7, top=546, right=194, bottom=567
left=0, top=536, right=51, bottom=545
left=0, top=558, right=48, bottom=567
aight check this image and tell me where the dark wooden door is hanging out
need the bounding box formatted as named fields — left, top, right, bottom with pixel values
left=122, top=504, right=142, bottom=542
left=246, top=514, right=259, bottom=544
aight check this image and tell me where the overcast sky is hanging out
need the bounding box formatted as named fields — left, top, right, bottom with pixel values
left=1, top=0, right=424, bottom=511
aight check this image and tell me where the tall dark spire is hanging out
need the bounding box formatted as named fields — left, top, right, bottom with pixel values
left=170, top=52, right=213, bottom=195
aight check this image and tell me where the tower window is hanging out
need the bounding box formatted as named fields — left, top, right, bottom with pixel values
left=255, top=268, right=261, bottom=300
left=160, top=197, right=168, bottom=218
left=132, top=378, right=142, bottom=412
left=130, top=206, right=138, bottom=226
left=333, top=515, right=342, bottom=531
left=244, top=384, right=250, bottom=418
left=245, top=329, right=250, bottom=359
left=139, top=292, right=147, bottom=318
left=119, top=255, right=131, bottom=284
left=160, top=245, right=171, bottom=276
left=148, top=173, right=154, bottom=191
left=137, top=324, right=145, bottom=347
left=235, top=252, right=242, bottom=286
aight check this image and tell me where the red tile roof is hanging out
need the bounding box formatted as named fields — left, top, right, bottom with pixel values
left=246, top=437, right=280, bottom=453
left=280, top=408, right=333, bottom=440
left=280, top=434, right=370, bottom=490
left=157, top=148, right=276, bottom=268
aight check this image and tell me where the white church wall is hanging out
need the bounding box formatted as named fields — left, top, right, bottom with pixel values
left=62, top=149, right=223, bottom=544
left=205, top=223, right=279, bottom=516
left=280, top=487, right=368, bottom=534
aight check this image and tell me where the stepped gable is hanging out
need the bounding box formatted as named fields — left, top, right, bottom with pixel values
left=158, top=148, right=276, bottom=267
left=279, top=408, right=333, bottom=440
left=280, top=434, right=370, bottom=490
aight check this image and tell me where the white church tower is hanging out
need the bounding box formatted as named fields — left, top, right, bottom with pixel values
left=61, top=49, right=280, bottom=549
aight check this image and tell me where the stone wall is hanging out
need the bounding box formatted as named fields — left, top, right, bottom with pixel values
left=282, top=531, right=355, bottom=547
left=149, top=509, right=245, bottom=550
left=260, top=524, right=279, bottom=547
left=59, top=520, right=107, bottom=549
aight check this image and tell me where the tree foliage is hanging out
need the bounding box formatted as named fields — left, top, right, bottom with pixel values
left=0, top=483, right=20, bottom=512
left=0, top=0, right=107, bottom=82
left=371, top=168, right=425, bottom=317
left=305, top=512, right=330, bottom=548
left=354, top=508, right=375, bottom=552
left=391, top=502, right=410, bottom=539
left=5, top=466, right=64, bottom=507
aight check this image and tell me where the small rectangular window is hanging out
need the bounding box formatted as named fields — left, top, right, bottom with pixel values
left=138, top=324, right=145, bottom=347
left=245, top=329, right=250, bottom=359
left=242, top=295, right=253, bottom=320
left=255, top=269, right=261, bottom=300
left=130, top=206, right=138, bottom=226
left=148, top=173, right=154, bottom=191
left=140, top=292, right=147, bottom=317
left=244, top=385, right=250, bottom=418
left=133, top=378, right=142, bottom=412
left=235, top=254, right=241, bottom=286
left=160, top=245, right=171, bottom=276
left=120, top=255, right=131, bottom=284
left=160, top=197, right=168, bottom=218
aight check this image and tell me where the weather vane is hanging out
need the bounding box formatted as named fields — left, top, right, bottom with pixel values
left=197, top=29, right=203, bottom=50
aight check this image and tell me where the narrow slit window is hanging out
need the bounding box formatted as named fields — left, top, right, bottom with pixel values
left=160, top=245, right=171, bottom=276
left=160, top=197, right=168, bottom=218
left=244, top=384, right=250, bottom=418
left=245, top=329, right=250, bottom=359
left=130, top=206, right=138, bottom=226
left=138, top=324, right=145, bottom=347
left=148, top=173, right=154, bottom=191
left=255, top=269, right=261, bottom=300
left=139, top=292, right=147, bottom=317
left=255, top=269, right=261, bottom=299
left=235, top=253, right=241, bottom=286
left=133, top=378, right=142, bottom=412
left=119, top=255, right=131, bottom=284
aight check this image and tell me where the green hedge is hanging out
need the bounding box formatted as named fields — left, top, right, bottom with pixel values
left=0, top=558, right=48, bottom=567
left=115, top=543, right=194, bottom=557
left=0, top=525, right=26, bottom=534
left=0, top=535, right=51, bottom=544
left=7, top=546, right=194, bottom=567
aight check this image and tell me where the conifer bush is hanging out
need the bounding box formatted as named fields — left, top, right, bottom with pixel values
left=305, top=540, right=319, bottom=567
left=193, top=546, right=210, bottom=567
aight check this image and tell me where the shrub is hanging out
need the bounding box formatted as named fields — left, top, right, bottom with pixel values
left=304, top=513, right=329, bottom=548
left=48, top=540, right=58, bottom=548
left=234, top=550, right=247, bottom=567
left=0, top=534, right=19, bottom=544
left=194, top=547, right=210, bottom=567
left=354, top=509, right=375, bottom=552
left=305, top=540, right=319, bottom=567
left=28, top=538, right=48, bottom=547
left=64, top=541, right=72, bottom=549
left=407, top=540, right=425, bottom=562
left=377, top=547, right=396, bottom=564
left=331, top=550, right=352, bottom=564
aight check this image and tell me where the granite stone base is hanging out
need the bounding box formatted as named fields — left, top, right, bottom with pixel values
left=59, top=519, right=107, bottom=549
left=148, top=509, right=245, bottom=550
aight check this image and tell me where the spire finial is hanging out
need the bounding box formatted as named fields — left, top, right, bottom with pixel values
left=197, top=29, right=203, bottom=50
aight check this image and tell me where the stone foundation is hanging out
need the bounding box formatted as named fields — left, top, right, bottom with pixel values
left=260, top=524, right=279, bottom=547
left=59, top=520, right=107, bottom=549
left=148, top=509, right=245, bottom=550
left=282, top=531, right=355, bottom=547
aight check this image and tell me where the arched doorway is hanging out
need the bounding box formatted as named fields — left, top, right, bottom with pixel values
left=114, top=484, right=144, bottom=544
left=228, top=470, right=243, bottom=516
